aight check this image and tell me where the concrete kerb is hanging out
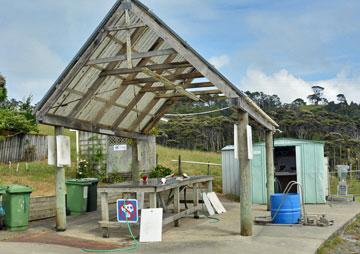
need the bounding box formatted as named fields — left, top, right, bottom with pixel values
left=314, top=209, right=360, bottom=254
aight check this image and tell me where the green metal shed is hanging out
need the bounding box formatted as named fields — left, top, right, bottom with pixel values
left=221, top=138, right=328, bottom=204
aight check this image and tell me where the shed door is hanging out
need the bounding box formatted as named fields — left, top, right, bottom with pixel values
left=251, top=147, right=266, bottom=204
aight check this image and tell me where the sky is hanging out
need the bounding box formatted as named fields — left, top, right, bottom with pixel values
left=1, top=0, right=360, bottom=104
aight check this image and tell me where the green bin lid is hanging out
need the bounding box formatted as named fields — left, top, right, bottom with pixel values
left=80, top=178, right=99, bottom=183
left=6, top=184, right=32, bottom=194
left=65, top=178, right=92, bottom=186
left=0, top=185, right=7, bottom=194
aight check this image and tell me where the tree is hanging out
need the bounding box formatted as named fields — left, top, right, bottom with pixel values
left=337, top=94, right=347, bottom=105
left=307, top=86, right=324, bottom=105
left=291, top=98, right=306, bottom=107
left=0, top=74, right=7, bottom=103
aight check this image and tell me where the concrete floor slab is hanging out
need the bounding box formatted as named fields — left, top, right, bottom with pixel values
left=1, top=199, right=359, bottom=254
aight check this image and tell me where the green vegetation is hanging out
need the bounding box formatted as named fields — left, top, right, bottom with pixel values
left=317, top=215, right=360, bottom=254
left=149, top=165, right=173, bottom=178
left=0, top=75, right=38, bottom=136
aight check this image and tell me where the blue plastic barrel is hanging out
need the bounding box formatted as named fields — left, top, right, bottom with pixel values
left=270, top=193, right=301, bottom=224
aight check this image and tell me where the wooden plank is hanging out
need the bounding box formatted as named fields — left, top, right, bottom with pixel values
left=207, top=192, right=226, bottom=214
left=68, top=27, right=147, bottom=119
left=105, top=23, right=146, bottom=32
left=142, top=68, right=200, bottom=101
left=114, top=71, right=203, bottom=85
left=87, top=49, right=176, bottom=65
left=125, top=9, right=132, bottom=69
left=101, top=61, right=191, bottom=76
left=110, top=53, right=178, bottom=129
left=162, top=205, right=202, bottom=225
left=141, top=82, right=215, bottom=92
left=127, top=97, right=159, bottom=131
left=156, top=89, right=221, bottom=98
left=92, top=38, right=165, bottom=124
left=142, top=99, right=176, bottom=134
left=202, top=192, right=215, bottom=216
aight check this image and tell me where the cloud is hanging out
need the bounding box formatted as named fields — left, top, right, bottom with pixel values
left=240, top=69, right=360, bottom=104
left=209, top=55, right=230, bottom=69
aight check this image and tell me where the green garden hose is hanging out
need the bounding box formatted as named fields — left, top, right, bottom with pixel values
left=82, top=201, right=139, bottom=253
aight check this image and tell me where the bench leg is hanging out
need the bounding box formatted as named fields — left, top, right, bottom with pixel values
left=100, top=192, right=110, bottom=238
left=193, top=183, right=200, bottom=219
left=174, top=187, right=180, bottom=227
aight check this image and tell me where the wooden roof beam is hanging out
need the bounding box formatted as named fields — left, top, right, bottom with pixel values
left=156, top=89, right=222, bottom=98
left=141, top=67, right=200, bottom=101
left=86, top=48, right=176, bottom=65
left=101, top=61, right=191, bottom=76
left=40, top=114, right=151, bottom=141
left=105, top=23, right=146, bottom=32
left=120, top=71, right=203, bottom=85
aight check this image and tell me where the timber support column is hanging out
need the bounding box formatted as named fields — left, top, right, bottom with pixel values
left=55, top=126, right=66, bottom=231
left=265, top=130, right=275, bottom=211
left=237, top=110, right=253, bottom=236
left=131, top=139, right=140, bottom=183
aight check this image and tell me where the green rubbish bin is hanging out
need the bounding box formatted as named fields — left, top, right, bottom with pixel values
left=3, top=184, right=32, bottom=231
left=0, top=185, right=6, bottom=230
left=66, top=179, right=91, bottom=215
left=81, top=178, right=99, bottom=212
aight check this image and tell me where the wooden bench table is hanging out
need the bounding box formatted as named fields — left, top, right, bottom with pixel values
left=98, top=175, right=213, bottom=238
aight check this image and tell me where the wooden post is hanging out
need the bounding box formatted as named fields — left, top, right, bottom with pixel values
left=333, top=146, right=336, bottom=173
left=55, top=126, right=66, bottom=231
left=174, top=187, right=180, bottom=227
left=265, top=130, right=274, bottom=211
left=178, top=155, right=182, bottom=175
left=207, top=162, right=213, bottom=192
left=100, top=192, right=109, bottom=238
left=131, top=139, right=139, bottom=183
left=237, top=111, right=252, bottom=236
left=193, top=183, right=199, bottom=219
left=149, top=193, right=157, bottom=208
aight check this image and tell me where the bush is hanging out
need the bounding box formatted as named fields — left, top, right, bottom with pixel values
left=149, top=165, right=173, bottom=178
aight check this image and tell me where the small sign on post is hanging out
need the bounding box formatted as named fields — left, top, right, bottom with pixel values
left=113, top=144, right=127, bottom=151
left=116, top=199, right=138, bottom=223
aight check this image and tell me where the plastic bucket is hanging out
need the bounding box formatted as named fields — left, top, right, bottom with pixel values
left=270, top=193, right=301, bottom=224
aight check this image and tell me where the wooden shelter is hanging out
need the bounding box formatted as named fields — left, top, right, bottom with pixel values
left=35, top=0, right=279, bottom=236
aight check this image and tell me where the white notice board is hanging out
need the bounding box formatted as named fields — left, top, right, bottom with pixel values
left=247, top=125, right=253, bottom=160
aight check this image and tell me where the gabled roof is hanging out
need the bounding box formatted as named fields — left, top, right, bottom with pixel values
left=36, top=0, right=278, bottom=140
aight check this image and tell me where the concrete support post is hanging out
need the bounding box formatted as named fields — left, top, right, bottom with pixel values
left=55, top=126, right=66, bottom=231
left=237, top=111, right=252, bottom=236
left=131, top=139, right=139, bottom=183
left=265, top=130, right=275, bottom=210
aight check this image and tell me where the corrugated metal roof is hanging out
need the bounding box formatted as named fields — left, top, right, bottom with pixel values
left=35, top=0, right=278, bottom=139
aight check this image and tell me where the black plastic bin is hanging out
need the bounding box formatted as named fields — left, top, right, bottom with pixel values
left=82, top=178, right=99, bottom=212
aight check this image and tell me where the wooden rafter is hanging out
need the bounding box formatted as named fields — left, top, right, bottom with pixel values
left=92, top=38, right=165, bottom=124
left=127, top=97, right=160, bottom=132
left=105, top=23, right=145, bottom=32
left=142, top=67, right=200, bottom=101
left=101, top=61, right=191, bottom=76
left=156, top=89, right=222, bottom=98
left=141, top=82, right=216, bottom=92
left=118, top=71, right=203, bottom=85
left=86, top=49, right=176, bottom=65
left=110, top=54, right=178, bottom=129
left=68, top=26, right=147, bottom=119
